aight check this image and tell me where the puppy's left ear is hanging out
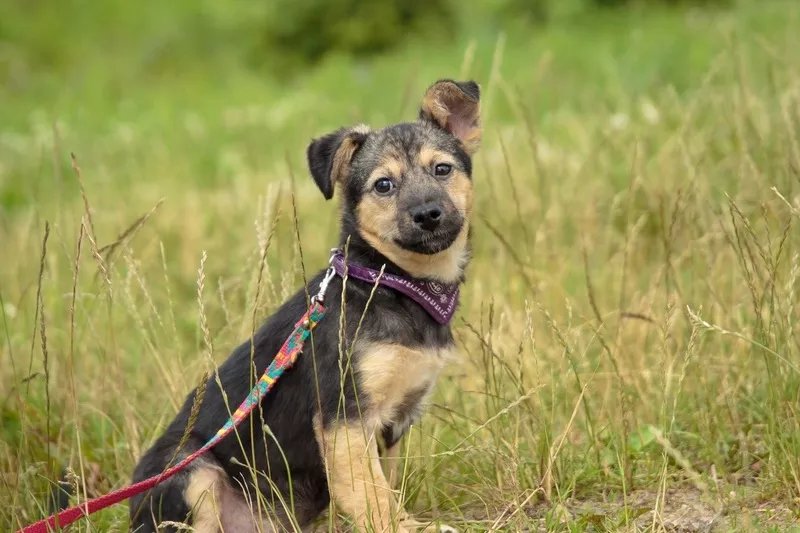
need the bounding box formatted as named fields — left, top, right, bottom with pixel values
left=307, top=125, right=370, bottom=200
left=419, top=79, right=482, bottom=155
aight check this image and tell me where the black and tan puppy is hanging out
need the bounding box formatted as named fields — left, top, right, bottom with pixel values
left=130, top=79, right=481, bottom=533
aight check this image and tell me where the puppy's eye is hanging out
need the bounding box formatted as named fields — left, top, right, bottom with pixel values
left=373, top=178, right=395, bottom=195
left=434, top=163, right=452, bottom=177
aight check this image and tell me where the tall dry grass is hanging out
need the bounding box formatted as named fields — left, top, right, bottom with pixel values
left=2, top=30, right=800, bottom=533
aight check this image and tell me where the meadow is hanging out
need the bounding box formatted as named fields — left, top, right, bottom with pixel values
left=2, top=1, right=800, bottom=531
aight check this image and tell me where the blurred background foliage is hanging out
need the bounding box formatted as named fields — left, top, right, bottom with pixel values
left=0, top=0, right=768, bottom=204
left=1, top=0, right=733, bottom=85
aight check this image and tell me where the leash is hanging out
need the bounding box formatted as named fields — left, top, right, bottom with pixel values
left=16, top=258, right=338, bottom=533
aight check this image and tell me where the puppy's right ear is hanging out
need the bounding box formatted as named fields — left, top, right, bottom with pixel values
left=307, top=125, right=370, bottom=200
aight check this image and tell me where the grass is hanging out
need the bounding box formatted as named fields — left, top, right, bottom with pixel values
left=2, top=0, right=800, bottom=531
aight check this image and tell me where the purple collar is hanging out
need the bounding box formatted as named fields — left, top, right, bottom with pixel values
left=330, top=249, right=460, bottom=325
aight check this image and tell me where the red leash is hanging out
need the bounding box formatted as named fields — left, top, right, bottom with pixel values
left=17, top=279, right=333, bottom=533
left=20, top=452, right=212, bottom=533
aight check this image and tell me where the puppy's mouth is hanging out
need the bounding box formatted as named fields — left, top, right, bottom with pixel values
left=394, top=226, right=462, bottom=255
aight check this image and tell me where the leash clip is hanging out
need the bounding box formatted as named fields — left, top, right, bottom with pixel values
left=312, top=249, right=340, bottom=304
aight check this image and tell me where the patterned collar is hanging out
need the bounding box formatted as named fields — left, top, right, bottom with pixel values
left=330, top=249, right=460, bottom=325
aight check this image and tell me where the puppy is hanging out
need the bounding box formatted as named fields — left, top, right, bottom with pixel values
left=130, top=78, right=481, bottom=533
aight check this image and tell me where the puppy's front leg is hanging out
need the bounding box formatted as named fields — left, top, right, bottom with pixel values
left=318, top=422, right=408, bottom=533
left=382, top=440, right=403, bottom=491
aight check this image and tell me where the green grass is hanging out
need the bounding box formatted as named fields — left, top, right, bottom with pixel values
left=2, top=1, right=800, bottom=531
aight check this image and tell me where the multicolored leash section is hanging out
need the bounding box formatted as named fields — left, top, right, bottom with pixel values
left=17, top=298, right=329, bottom=533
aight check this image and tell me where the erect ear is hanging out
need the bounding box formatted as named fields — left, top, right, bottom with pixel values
left=306, top=125, right=370, bottom=200
left=419, top=79, right=482, bottom=155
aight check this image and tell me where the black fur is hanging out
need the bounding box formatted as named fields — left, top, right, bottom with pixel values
left=307, top=127, right=368, bottom=200
left=451, top=80, right=480, bottom=102
left=130, top=79, right=480, bottom=533
left=130, top=253, right=455, bottom=531
left=48, top=468, right=72, bottom=514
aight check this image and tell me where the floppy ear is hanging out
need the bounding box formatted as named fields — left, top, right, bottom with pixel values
left=419, top=79, right=482, bottom=155
left=306, top=125, right=370, bottom=200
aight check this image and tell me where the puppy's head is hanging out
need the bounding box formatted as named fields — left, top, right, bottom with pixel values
left=307, top=79, right=481, bottom=284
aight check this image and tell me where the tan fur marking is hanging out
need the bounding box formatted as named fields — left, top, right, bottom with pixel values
left=331, top=137, right=361, bottom=189
left=182, top=465, right=287, bottom=533
left=418, top=146, right=473, bottom=217
left=316, top=420, right=403, bottom=532
left=421, top=92, right=450, bottom=129
left=355, top=172, right=470, bottom=284
left=360, top=342, right=446, bottom=496
left=313, top=344, right=456, bottom=532
left=458, top=127, right=482, bottom=155
left=374, top=151, right=407, bottom=182
left=354, top=189, right=401, bottom=254
left=421, top=82, right=482, bottom=155
left=329, top=123, right=371, bottom=194
left=382, top=441, right=403, bottom=490
left=355, top=203, right=471, bottom=284
left=418, top=146, right=456, bottom=169
left=447, top=171, right=473, bottom=219
left=356, top=343, right=448, bottom=426
left=316, top=422, right=451, bottom=533
left=353, top=140, right=475, bottom=284
left=351, top=123, right=372, bottom=136
left=184, top=467, right=225, bottom=533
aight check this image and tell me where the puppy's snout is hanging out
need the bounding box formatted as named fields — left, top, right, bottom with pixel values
left=410, top=202, right=443, bottom=232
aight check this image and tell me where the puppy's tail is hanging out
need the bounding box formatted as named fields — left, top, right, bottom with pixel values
left=48, top=467, right=73, bottom=513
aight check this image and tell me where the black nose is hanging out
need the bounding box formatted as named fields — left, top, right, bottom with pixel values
left=410, top=202, right=443, bottom=231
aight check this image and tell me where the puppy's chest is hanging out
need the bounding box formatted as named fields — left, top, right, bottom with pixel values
left=355, top=341, right=452, bottom=428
